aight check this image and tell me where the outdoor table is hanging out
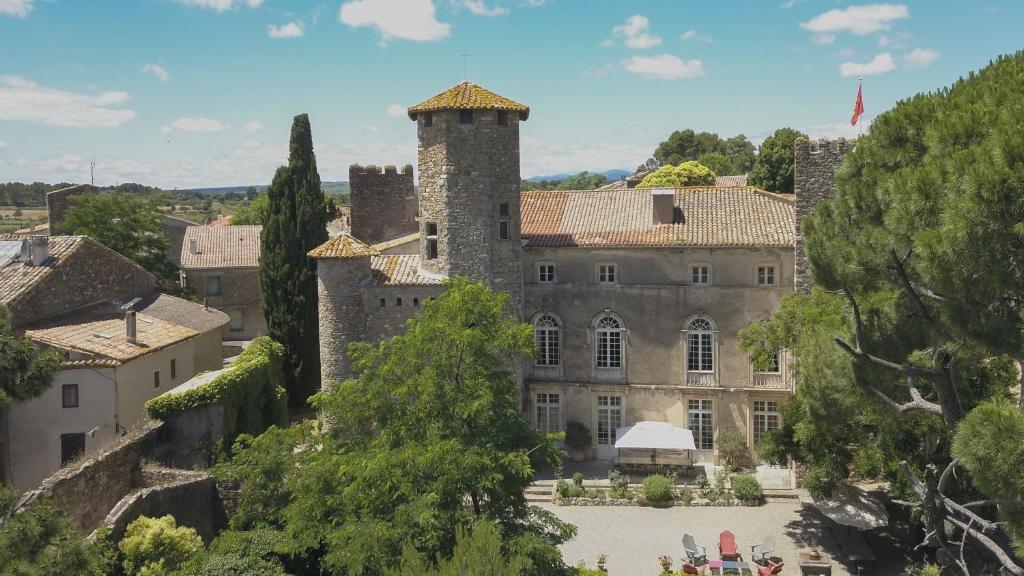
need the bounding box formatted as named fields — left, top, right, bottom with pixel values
left=798, top=552, right=833, bottom=575
left=708, top=559, right=752, bottom=574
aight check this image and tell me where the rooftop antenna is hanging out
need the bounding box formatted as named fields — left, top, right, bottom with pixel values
left=459, top=51, right=471, bottom=81
left=90, top=155, right=96, bottom=186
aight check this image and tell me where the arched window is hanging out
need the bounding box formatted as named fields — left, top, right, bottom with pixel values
left=596, top=315, right=622, bottom=369
left=534, top=315, right=560, bottom=367
left=687, top=318, right=714, bottom=373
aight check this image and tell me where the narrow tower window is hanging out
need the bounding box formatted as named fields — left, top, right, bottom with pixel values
left=426, top=222, right=438, bottom=260
left=459, top=109, right=474, bottom=125
left=423, top=112, right=433, bottom=127
left=497, top=110, right=509, bottom=126
left=498, top=203, right=511, bottom=240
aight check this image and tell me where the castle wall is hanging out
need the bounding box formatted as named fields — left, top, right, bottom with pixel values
left=45, top=185, right=96, bottom=232
left=793, top=137, right=856, bottom=293
left=317, top=258, right=371, bottom=384
left=363, top=286, right=445, bottom=342
left=415, top=109, right=523, bottom=318
left=349, top=164, right=417, bottom=245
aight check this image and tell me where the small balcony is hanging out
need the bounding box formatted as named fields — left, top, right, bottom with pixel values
left=527, top=363, right=563, bottom=381
left=592, top=366, right=627, bottom=384
left=751, top=372, right=788, bottom=389
left=683, top=371, right=718, bottom=387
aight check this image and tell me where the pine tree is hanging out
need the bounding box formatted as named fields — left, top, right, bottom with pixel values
left=259, top=114, right=330, bottom=406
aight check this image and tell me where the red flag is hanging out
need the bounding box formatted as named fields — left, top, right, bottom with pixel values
left=851, top=82, right=864, bottom=126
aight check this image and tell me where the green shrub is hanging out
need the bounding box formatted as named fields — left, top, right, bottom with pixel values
left=677, top=486, right=694, bottom=505
left=695, top=474, right=713, bottom=499
left=851, top=443, right=885, bottom=479
left=643, top=474, right=673, bottom=504
left=913, top=564, right=942, bottom=576
left=145, top=337, right=288, bottom=443
left=564, top=421, right=591, bottom=452
left=119, top=515, right=203, bottom=576
left=572, top=472, right=584, bottom=491
left=608, top=469, right=632, bottom=499
left=718, top=427, right=749, bottom=471
left=556, top=480, right=571, bottom=499
left=731, top=475, right=763, bottom=504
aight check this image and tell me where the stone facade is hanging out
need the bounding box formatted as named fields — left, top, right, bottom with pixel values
left=793, top=137, right=856, bottom=293
left=45, top=184, right=96, bottom=232
left=349, top=164, right=417, bottom=245
left=317, top=255, right=373, bottom=384
left=184, top=267, right=266, bottom=340
left=415, top=107, right=523, bottom=316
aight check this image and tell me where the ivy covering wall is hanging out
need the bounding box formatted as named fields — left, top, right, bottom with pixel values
left=145, top=336, right=288, bottom=439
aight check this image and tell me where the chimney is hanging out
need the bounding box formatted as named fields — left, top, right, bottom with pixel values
left=651, top=189, right=676, bottom=225
left=188, top=238, right=198, bottom=255
left=126, top=310, right=138, bottom=344
left=19, top=236, right=49, bottom=267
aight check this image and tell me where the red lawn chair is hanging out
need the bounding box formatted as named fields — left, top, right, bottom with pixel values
left=719, top=530, right=739, bottom=561
left=757, top=560, right=785, bottom=575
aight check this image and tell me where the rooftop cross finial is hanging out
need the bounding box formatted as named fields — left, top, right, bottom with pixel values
left=459, top=51, right=471, bottom=81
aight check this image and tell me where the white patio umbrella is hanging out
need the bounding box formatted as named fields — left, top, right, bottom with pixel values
left=811, top=483, right=889, bottom=530
left=614, top=421, right=696, bottom=464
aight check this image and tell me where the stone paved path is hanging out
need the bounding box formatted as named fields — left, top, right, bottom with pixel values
left=538, top=501, right=910, bottom=576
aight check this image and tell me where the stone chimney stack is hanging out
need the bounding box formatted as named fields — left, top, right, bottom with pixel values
left=125, top=310, right=138, bottom=344
left=20, top=236, right=49, bottom=267
left=188, top=238, right=198, bottom=255
left=651, top=190, right=676, bottom=225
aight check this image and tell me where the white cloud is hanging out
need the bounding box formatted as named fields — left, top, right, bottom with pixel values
left=464, top=0, right=507, bottom=16
left=680, top=30, right=712, bottom=43
left=811, top=33, right=836, bottom=46
left=0, top=76, right=136, bottom=128
left=174, top=0, right=262, bottom=11
left=141, top=64, right=169, bottom=83
left=582, top=62, right=614, bottom=79
left=610, top=14, right=661, bottom=49
left=241, top=120, right=263, bottom=133
left=169, top=117, right=225, bottom=132
left=839, top=52, right=896, bottom=77
left=520, top=136, right=650, bottom=177
left=802, top=4, right=909, bottom=36
left=339, top=0, right=450, bottom=42
left=780, top=0, right=805, bottom=9
left=268, top=21, right=304, bottom=38
left=622, top=54, right=704, bottom=80
left=0, top=0, right=33, bottom=17
left=386, top=104, right=405, bottom=117
left=904, top=48, right=939, bottom=69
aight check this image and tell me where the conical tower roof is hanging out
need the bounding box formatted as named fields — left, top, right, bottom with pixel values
left=408, top=81, right=529, bottom=120
left=307, top=233, right=379, bottom=259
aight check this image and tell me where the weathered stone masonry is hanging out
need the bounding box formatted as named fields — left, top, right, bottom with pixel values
left=349, top=164, right=417, bottom=245
left=793, top=137, right=856, bottom=293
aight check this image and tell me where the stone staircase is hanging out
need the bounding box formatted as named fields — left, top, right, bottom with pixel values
left=526, top=480, right=555, bottom=503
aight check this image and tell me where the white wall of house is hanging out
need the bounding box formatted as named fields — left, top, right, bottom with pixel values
left=115, top=339, right=197, bottom=427
left=7, top=367, right=117, bottom=491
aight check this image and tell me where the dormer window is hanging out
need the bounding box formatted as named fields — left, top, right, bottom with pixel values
left=497, top=110, right=509, bottom=125
left=460, top=109, right=473, bottom=125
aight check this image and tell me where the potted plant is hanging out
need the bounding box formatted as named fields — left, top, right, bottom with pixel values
left=564, top=420, right=591, bottom=462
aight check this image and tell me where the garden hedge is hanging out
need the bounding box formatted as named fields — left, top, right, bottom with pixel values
left=145, top=336, right=288, bottom=439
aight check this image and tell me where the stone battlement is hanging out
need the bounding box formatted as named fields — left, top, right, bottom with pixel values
left=349, top=163, right=414, bottom=176
left=793, top=137, right=857, bottom=293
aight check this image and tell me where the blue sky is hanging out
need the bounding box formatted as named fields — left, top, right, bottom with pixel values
left=0, top=0, right=1021, bottom=188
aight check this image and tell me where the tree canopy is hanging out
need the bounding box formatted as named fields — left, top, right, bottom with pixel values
left=0, top=487, right=105, bottom=575
left=520, top=171, right=609, bottom=191
left=637, top=161, right=716, bottom=188
left=230, top=192, right=269, bottom=225
left=258, top=113, right=331, bottom=406
left=646, top=130, right=754, bottom=175
left=216, top=278, right=574, bottom=575
left=1, top=304, right=61, bottom=411
left=59, top=191, right=179, bottom=286
left=742, top=52, right=1024, bottom=573
left=748, top=127, right=807, bottom=194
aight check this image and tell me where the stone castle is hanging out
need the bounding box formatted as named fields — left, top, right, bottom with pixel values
left=311, top=81, right=852, bottom=464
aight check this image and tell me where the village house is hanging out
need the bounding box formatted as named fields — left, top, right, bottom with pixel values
left=310, top=81, right=849, bottom=465
left=0, top=235, right=227, bottom=490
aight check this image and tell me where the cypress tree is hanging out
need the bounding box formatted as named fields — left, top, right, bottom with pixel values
left=259, top=113, right=330, bottom=406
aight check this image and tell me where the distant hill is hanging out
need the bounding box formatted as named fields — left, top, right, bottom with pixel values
left=177, top=181, right=350, bottom=196
left=526, top=169, right=630, bottom=183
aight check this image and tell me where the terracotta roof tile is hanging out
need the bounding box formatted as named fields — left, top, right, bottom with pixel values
left=408, top=81, right=529, bottom=120
left=715, top=174, right=749, bottom=186
left=308, top=233, right=379, bottom=259
left=25, top=311, right=198, bottom=364
left=0, top=236, right=87, bottom=306
left=520, top=187, right=794, bottom=248
left=370, top=255, right=444, bottom=286
left=180, top=225, right=261, bottom=269
left=371, top=232, right=420, bottom=252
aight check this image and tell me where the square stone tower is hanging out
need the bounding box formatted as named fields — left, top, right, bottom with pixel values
left=407, top=81, right=529, bottom=318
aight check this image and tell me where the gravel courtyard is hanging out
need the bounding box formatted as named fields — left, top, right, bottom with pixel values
left=539, top=501, right=911, bottom=576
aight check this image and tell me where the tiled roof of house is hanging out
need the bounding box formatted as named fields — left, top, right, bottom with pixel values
left=0, top=236, right=86, bottom=306
left=370, top=255, right=444, bottom=286
left=715, top=174, right=749, bottom=187
left=133, top=293, right=229, bottom=334
left=520, top=187, right=795, bottom=248
left=408, top=81, right=530, bottom=120
left=370, top=232, right=420, bottom=253
left=180, top=225, right=261, bottom=269
left=308, top=233, right=379, bottom=259
left=25, top=311, right=198, bottom=364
